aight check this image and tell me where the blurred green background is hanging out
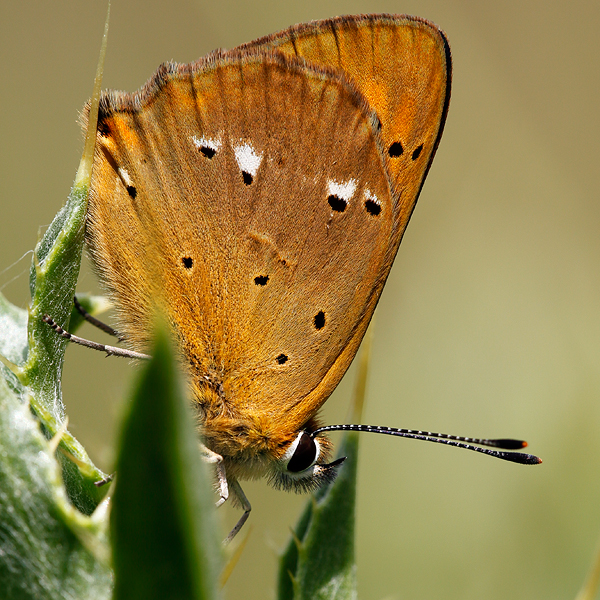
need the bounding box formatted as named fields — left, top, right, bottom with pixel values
left=1, top=1, right=599, bottom=599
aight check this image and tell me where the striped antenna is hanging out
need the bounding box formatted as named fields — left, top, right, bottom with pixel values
left=311, top=424, right=541, bottom=465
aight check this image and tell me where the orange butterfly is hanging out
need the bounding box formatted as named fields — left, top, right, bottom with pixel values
left=46, top=14, right=540, bottom=541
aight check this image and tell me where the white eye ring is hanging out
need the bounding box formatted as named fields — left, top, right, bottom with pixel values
left=280, top=431, right=321, bottom=474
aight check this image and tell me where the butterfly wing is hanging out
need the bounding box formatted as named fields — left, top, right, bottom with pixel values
left=86, top=15, right=451, bottom=457
left=241, top=14, right=451, bottom=249
left=86, top=50, right=395, bottom=453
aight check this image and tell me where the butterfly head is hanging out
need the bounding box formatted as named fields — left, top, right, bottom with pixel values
left=200, top=409, right=345, bottom=493
left=269, top=429, right=346, bottom=493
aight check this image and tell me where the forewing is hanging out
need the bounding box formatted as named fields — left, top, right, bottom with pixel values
left=85, top=51, right=394, bottom=433
left=241, top=14, right=452, bottom=250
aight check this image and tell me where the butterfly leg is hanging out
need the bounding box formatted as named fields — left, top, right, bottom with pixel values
left=73, top=296, right=123, bottom=340
left=43, top=315, right=151, bottom=360
left=199, top=443, right=229, bottom=507
left=199, top=444, right=251, bottom=543
left=224, top=479, right=251, bottom=545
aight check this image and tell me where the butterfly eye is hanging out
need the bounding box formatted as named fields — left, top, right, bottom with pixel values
left=286, top=432, right=318, bottom=473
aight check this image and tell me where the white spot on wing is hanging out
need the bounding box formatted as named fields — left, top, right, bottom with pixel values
left=118, top=167, right=133, bottom=187
left=364, top=188, right=381, bottom=206
left=234, top=143, right=263, bottom=176
left=327, top=178, right=357, bottom=201
left=192, top=135, right=222, bottom=152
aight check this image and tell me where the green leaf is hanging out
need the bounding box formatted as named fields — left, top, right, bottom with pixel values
left=24, top=184, right=88, bottom=420
left=111, top=325, right=222, bottom=600
left=0, top=291, right=28, bottom=399
left=0, top=190, right=109, bottom=515
left=0, top=6, right=114, bottom=513
left=0, top=292, right=28, bottom=365
left=0, top=374, right=112, bottom=600
left=18, top=176, right=110, bottom=513
left=0, top=183, right=108, bottom=513
left=32, top=399, right=110, bottom=515
left=277, top=432, right=359, bottom=600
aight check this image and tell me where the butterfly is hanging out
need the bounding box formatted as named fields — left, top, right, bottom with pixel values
left=45, top=14, right=540, bottom=542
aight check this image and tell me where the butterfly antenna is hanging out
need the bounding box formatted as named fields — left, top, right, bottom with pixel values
left=311, top=424, right=541, bottom=465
